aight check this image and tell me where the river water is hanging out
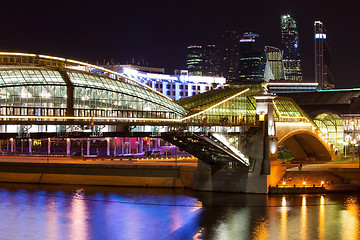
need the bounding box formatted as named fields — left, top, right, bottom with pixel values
left=0, top=183, right=359, bottom=240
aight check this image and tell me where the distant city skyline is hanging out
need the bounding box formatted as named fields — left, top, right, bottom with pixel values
left=0, top=1, right=357, bottom=88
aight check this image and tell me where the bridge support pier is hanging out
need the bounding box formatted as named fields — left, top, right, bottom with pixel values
left=194, top=160, right=249, bottom=193
left=192, top=119, right=285, bottom=194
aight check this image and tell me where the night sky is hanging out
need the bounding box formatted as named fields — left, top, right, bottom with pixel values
left=1, top=1, right=358, bottom=88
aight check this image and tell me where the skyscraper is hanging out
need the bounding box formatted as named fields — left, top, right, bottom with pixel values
left=221, top=30, right=241, bottom=81
left=281, top=14, right=303, bottom=81
left=314, top=21, right=334, bottom=89
left=186, top=45, right=220, bottom=77
left=202, top=45, right=220, bottom=77
left=186, top=45, right=203, bottom=76
left=239, top=32, right=259, bottom=56
left=238, top=32, right=266, bottom=82
left=264, top=46, right=286, bottom=81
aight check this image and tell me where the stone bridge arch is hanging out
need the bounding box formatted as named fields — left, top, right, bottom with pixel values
left=276, top=122, right=334, bottom=162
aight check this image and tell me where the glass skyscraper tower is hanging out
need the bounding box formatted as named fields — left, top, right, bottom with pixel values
left=281, top=14, right=303, bottom=81
left=314, top=21, right=334, bottom=89
left=186, top=45, right=203, bottom=76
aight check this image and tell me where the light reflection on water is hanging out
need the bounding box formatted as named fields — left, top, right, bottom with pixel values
left=280, top=196, right=287, bottom=240
left=319, top=195, right=325, bottom=240
left=0, top=183, right=359, bottom=240
left=300, top=196, right=307, bottom=240
left=71, top=188, right=88, bottom=240
left=342, top=196, right=359, bottom=240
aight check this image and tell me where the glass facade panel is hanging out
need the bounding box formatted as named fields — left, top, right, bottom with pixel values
left=0, top=85, right=67, bottom=116
left=273, top=98, right=306, bottom=120
left=0, top=67, right=64, bottom=86
left=182, top=88, right=257, bottom=125
left=314, top=113, right=344, bottom=153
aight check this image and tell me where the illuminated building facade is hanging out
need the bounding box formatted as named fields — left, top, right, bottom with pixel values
left=314, top=21, right=335, bottom=90
left=281, top=14, right=303, bottom=81
left=186, top=45, right=203, bottom=76
left=117, top=65, right=226, bottom=100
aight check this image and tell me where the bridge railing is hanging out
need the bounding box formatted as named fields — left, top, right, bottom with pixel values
left=0, top=105, right=261, bottom=127
left=0, top=106, right=188, bottom=125
left=181, top=115, right=258, bottom=127
left=275, top=116, right=310, bottom=123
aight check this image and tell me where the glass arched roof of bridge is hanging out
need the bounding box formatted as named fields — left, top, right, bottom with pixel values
left=0, top=54, right=188, bottom=119
left=67, top=71, right=187, bottom=116
left=175, top=84, right=309, bottom=125
left=272, top=97, right=309, bottom=121
left=313, top=112, right=344, bottom=152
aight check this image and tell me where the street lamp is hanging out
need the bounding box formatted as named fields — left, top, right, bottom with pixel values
left=351, top=120, right=355, bottom=162
left=344, top=141, right=349, bottom=158
left=47, top=137, right=51, bottom=163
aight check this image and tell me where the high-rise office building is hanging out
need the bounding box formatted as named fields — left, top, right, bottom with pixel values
left=186, top=45, right=203, bottom=76
left=202, top=45, right=220, bottom=77
left=238, top=50, right=266, bottom=81
left=314, top=21, right=334, bottom=89
left=237, top=46, right=286, bottom=83
left=239, top=32, right=259, bottom=56
left=281, top=14, right=303, bottom=81
left=238, top=32, right=266, bottom=82
left=221, top=30, right=241, bottom=81
left=186, top=45, right=220, bottom=77
left=264, top=46, right=286, bottom=81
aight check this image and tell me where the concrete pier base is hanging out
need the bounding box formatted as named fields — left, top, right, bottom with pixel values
left=193, top=158, right=286, bottom=194
left=0, top=162, right=196, bottom=189
left=193, top=161, right=249, bottom=193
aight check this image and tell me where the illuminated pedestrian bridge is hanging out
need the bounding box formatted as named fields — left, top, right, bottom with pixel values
left=0, top=52, right=334, bottom=165
left=0, top=52, right=338, bottom=193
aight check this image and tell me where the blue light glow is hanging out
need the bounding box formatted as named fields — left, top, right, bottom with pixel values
left=243, top=33, right=259, bottom=38
left=315, top=33, right=327, bottom=39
